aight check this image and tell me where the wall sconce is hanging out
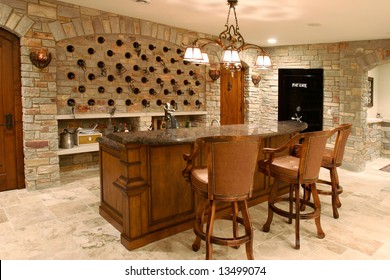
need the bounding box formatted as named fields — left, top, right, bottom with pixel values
left=29, top=48, right=52, bottom=69
left=251, top=74, right=261, bottom=86
left=209, top=69, right=221, bottom=82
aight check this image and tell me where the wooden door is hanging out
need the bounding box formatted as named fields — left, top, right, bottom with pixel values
left=220, top=67, right=244, bottom=125
left=0, top=28, right=24, bottom=191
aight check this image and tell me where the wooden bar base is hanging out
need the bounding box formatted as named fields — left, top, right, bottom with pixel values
left=98, top=122, right=306, bottom=250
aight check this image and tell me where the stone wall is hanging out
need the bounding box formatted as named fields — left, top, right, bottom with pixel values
left=2, top=0, right=390, bottom=189
left=382, top=122, right=390, bottom=158
left=367, top=122, right=382, bottom=161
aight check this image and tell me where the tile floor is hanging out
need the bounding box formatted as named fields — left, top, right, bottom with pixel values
left=1, top=158, right=390, bottom=260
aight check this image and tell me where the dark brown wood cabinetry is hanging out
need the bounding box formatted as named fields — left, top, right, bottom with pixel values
left=98, top=122, right=306, bottom=250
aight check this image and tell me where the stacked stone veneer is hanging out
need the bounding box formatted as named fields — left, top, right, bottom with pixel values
left=381, top=122, right=390, bottom=158
left=367, top=122, right=382, bottom=161
left=2, top=0, right=390, bottom=189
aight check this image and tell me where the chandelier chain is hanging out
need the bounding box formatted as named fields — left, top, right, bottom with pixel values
left=183, top=0, right=272, bottom=71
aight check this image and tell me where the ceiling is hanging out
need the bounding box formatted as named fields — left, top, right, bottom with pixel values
left=60, top=0, right=390, bottom=47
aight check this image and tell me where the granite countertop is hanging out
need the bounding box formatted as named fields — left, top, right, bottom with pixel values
left=97, top=120, right=307, bottom=147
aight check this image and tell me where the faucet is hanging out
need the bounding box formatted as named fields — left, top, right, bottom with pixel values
left=109, top=106, right=116, bottom=117
left=163, top=103, right=178, bottom=129
left=71, top=105, right=76, bottom=119
left=211, top=119, right=220, bottom=126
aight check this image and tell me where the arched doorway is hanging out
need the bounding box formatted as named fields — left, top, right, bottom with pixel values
left=0, top=28, right=24, bottom=191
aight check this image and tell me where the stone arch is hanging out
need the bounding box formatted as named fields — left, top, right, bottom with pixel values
left=0, top=3, right=35, bottom=38
left=47, top=13, right=195, bottom=46
left=339, top=40, right=390, bottom=171
left=355, top=46, right=390, bottom=71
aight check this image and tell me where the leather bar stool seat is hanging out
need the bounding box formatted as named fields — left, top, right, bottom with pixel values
left=259, top=130, right=331, bottom=250
left=183, top=135, right=261, bottom=260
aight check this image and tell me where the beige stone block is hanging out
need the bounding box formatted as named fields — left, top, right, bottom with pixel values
left=42, top=39, right=56, bottom=48
left=58, top=5, right=80, bottom=18
left=21, top=77, right=34, bottom=87
left=48, top=21, right=66, bottom=41
left=0, top=4, right=12, bottom=25
left=80, top=6, right=101, bottom=17
left=25, top=158, right=50, bottom=167
left=6, top=13, right=21, bottom=31
left=15, top=15, right=34, bottom=37
left=71, top=18, right=85, bottom=36
left=175, top=33, right=183, bottom=46
left=133, top=20, right=140, bottom=34
left=82, top=19, right=94, bottom=35
left=102, top=19, right=111, bottom=33
left=28, top=3, right=57, bottom=20
left=37, top=165, right=58, bottom=175
left=63, top=22, right=77, bottom=38
left=169, top=28, right=177, bottom=44
left=119, top=17, right=128, bottom=33
left=24, top=124, right=43, bottom=135
left=92, top=18, right=104, bottom=34
left=110, top=16, right=120, bottom=33
left=40, top=132, right=58, bottom=140
left=141, top=21, right=152, bottom=37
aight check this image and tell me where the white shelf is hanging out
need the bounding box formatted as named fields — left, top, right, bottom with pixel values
left=367, top=118, right=382, bottom=124
left=58, top=143, right=99, bottom=155
left=56, top=111, right=207, bottom=156
left=56, top=112, right=143, bottom=120
left=56, top=111, right=207, bottom=120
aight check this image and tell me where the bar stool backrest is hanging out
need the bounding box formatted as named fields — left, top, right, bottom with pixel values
left=331, top=123, right=352, bottom=166
left=201, top=135, right=261, bottom=201
left=297, top=130, right=332, bottom=184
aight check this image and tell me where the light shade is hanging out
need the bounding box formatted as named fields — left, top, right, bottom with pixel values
left=183, top=47, right=203, bottom=62
left=254, top=54, right=272, bottom=69
left=221, top=49, right=242, bottom=72
left=196, top=53, right=210, bottom=65
left=221, top=49, right=241, bottom=64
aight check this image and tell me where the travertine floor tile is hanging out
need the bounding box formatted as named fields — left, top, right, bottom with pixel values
left=1, top=158, right=390, bottom=260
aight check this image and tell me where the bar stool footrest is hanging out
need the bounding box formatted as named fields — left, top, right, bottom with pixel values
left=269, top=196, right=321, bottom=220
left=194, top=215, right=251, bottom=248
left=316, top=179, right=343, bottom=196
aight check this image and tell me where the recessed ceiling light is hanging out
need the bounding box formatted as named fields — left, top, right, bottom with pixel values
left=133, top=0, right=151, bottom=4
left=267, top=38, right=277, bottom=44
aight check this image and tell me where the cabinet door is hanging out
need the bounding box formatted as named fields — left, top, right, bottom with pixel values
left=220, top=67, right=244, bottom=125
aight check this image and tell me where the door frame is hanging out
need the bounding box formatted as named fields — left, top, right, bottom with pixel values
left=0, top=28, right=24, bottom=190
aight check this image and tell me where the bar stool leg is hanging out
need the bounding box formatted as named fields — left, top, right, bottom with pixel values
left=241, top=200, right=254, bottom=260
left=311, top=184, right=325, bottom=239
left=192, top=199, right=207, bottom=252
left=232, top=202, right=240, bottom=249
left=205, top=200, right=216, bottom=260
left=330, top=167, right=341, bottom=218
left=294, top=183, right=300, bottom=250
left=263, top=179, right=280, bottom=232
left=288, top=183, right=294, bottom=224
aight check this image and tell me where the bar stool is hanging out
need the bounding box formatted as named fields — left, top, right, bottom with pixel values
left=303, top=123, right=352, bottom=218
left=182, top=135, right=261, bottom=260
left=258, top=130, right=331, bottom=249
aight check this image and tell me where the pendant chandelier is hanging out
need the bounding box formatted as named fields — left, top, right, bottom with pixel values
left=184, top=0, right=272, bottom=72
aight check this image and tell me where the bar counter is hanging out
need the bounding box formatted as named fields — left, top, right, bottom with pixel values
left=98, top=120, right=307, bottom=250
